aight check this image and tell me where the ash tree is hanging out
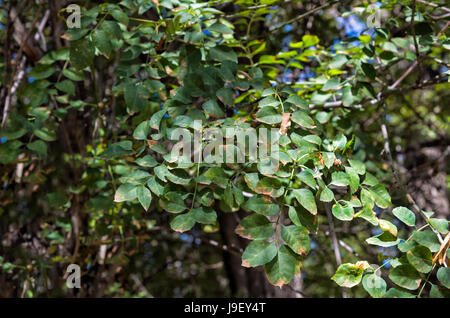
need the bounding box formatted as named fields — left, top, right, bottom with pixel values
left=0, top=0, right=449, bottom=298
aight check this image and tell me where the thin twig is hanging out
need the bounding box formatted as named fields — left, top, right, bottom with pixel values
left=284, top=284, right=308, bottom=298
left=388, top=20, right=449, bottom=90
left=271, top=0, right=339, bottom=31
left=411, top=0, right=423, bottom=82
left=198, top=236, right=243, bottom=256
left=2, top=3, right=44, bottom=128
left=417, top=0, right=450, bottom=13
left=2, top=57, right=26, bottom=128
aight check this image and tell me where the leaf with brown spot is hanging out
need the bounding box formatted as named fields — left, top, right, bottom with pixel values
left=241, top=240, right=277, bottom=267
left=264, top=246, right=296, bottom=287
left=169, top=211, right=196, bottom=233
left=389, top=264, right=422, bottom=290
left=407, top=246, right=433, bottom=273
left=243, top=195, right=279, bottom=216
left=235, top=214, right=274, bottom=240
left=281, top=225, right=310, bottom=256
left=255, top=177, right=284, bottom=198
left=292, top=188, right=317, bottom=215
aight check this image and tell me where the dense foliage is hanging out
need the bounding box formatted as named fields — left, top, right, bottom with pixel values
left=0, top=0, right=449, bottom=298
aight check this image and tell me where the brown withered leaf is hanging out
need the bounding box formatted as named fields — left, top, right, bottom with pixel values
left=279, top=113, right=291, bottom=136
left=432, top=232, right=450, bottom=266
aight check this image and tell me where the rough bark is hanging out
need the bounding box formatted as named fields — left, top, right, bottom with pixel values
left=405, top=140, right=450, bottom=218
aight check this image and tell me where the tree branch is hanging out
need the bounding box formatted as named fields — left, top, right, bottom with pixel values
left=271, top=0, right=339, bottom=32
left=411, top=0, right=423, bottom=82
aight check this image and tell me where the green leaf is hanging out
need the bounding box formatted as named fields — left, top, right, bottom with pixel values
left=303, top=135, right=321, bottom=146
left=368, top=184, right=392, bottom=208
left=114, top=183, right=137, bottom=202
left=203, top=167, right=229, bottom=187
left=70, top=38, right=95, bottom=70
left=362, top=274, right=387, bottom=298
left=412, top=230, right=441, bottom=252
left=258, top=96, right=280, bottom=108
left=321, top=152, right=336, bottom=169
left=302, top=34, right=319, bottom=47
left=310, top=91, right=331, bottom=105
left=281, top=225, right=310, bottom=255
left=292, top=188, right=317, bottom=215
left=93, top=29, right=112, bottom=57
left=330, top=171, right=350, bottom=187
left=392, top=207, right=416, bottom=227
left=342, top=86, right=359, bottom=106
left=356, top=206, right=379, bottom=226
left=210, top=46, right=238, bottom=63
left=329, top=54, right=348, bottom=69
left=136, top=186, right=152, bottom=211
left=55, top=80, right=75, bottom=96
left=285, top=95, right=308, bottom=110
left=361, top=62, right=376, bottom=79
left=264, top=245, right=296, bottom=287
left=348, top=159, right=366, bottom=175
left=29, top=64, right=56, bottom=80
left=208, top=22, right=233, bottom=34
left=288, top=205, right=318, bottom=233
left=244, top=195, right=279, bottom=216
left=170, top=212, right=196, bottom=233
left=296, top=169, right=316, bottom=189
left=427, top=218, right=449, bottom=234
left=102, top=141, right=133, bottom=159
left=322, top=77, right=340, bottom=91
left=26, top=140, right=47, bottom=158
left=191, top=207, right=217, bottom=224
left=291, top=110, right=316, bottom=129
left=235, top=214, right=274, bottom=240
left=332, top=261, right=369, bottom=288
left=407, top=246, right=433, bottom=273
left=154, top=165, right=168, bottom=182
left=216, top=87, right=234, bottom=106
left=437, top=267, right=450, bottom=289
left=430, top=283, right=450, bottom=298
left=366, top=231, right=401, bottom=247
left=125, top=84, right=149, bottom=111
left=146, top=176, right=164, bottom=196
left=345, top=166, right=360, bottom=194
left=255, top=107, right=282, bottom=125
left=166, top=169, right=191, bottom=185
left=150, top=110, right=166, bottom=130
left=202, top=99, right=225, bottom=118
left=385, top=288, right=416, bottom=298
left=389, top=264, right=422, bottom=290
left=254, top=177, right=284, bottom=198
left=332, top=202, right=354, bottom=221
left=241, top=240, right=277, bottom=267
left=319, top=186, right=334, bottom=202
left=133, top=120, right=150, bottom=140
left=398, top=240, right=416, bottom=253
left=378, top=219, right=398, bottom=237
left=159, top=192, right=187, bottom=213
left=136, top=155, right=158, bottom=168
left=111, top=9, right=129, bottom=24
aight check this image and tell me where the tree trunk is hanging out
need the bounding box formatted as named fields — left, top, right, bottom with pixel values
left=404, top=140, right=449, bottom=218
